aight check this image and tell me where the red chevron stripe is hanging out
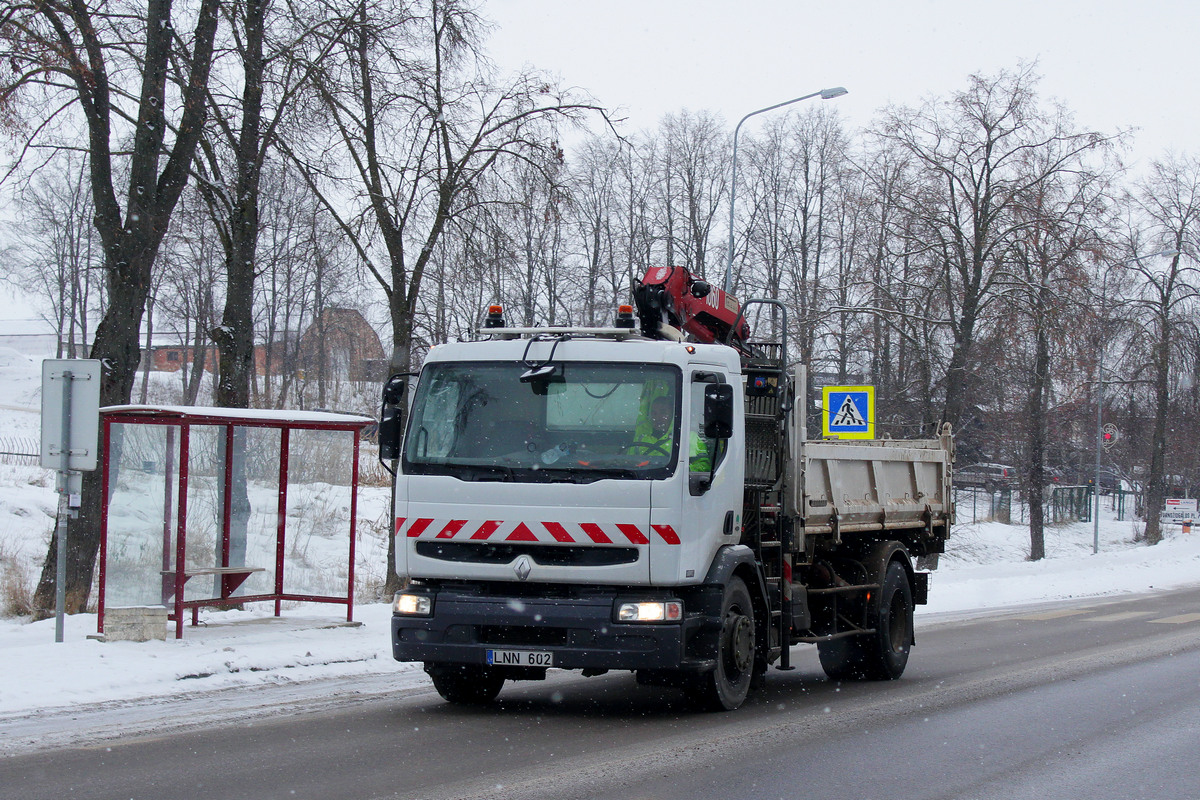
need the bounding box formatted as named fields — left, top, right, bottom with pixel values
left=436, top=519, right=468, bottom=539
left=617, top=524, right=649, bottom=544
left=406, top=518, right=434, bottom=538
left=542, top=522, right=576, bottom=543
left=469, top=520, right=502, bottom=540
left=651, top=524, right=680, bottom=544
left=580, top=523, right=613, bottom=544
left=507, top=522, right=538, bottom=542
left=394, top=517, right=405, bottom=535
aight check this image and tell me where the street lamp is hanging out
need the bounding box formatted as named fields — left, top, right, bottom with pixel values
left=1093, top=248, right=1179, bottom=554
left=722, top=87, right=848, bottom=294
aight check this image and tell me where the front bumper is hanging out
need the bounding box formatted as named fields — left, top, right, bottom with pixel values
left=392, top=586, right=714, bottom=672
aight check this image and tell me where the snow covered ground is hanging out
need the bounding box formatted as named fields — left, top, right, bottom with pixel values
left=1, top=346, right=1198, bottom=729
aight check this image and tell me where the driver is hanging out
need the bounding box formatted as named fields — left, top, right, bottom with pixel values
left=628, top=395, right=674, bottom=457
left=628, top=395, right=711, bottom=471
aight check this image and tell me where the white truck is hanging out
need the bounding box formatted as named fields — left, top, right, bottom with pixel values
left=378, top=266, right=954, bottom=710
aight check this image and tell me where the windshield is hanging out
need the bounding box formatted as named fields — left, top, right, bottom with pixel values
left=403, top=361, right=680, bottom=482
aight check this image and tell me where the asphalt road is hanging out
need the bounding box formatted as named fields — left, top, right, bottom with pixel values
left=3, top=587, right=1199, bottom=800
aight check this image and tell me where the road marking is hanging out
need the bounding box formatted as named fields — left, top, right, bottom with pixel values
left=1013, top=609, right=1091, bottom=621
left=1089, top=611, right=1155, bottom=622
left=1149, top=613, right=1200, bottom=624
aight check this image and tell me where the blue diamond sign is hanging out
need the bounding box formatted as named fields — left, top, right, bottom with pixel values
left=822, top=385, right=875, bottom=440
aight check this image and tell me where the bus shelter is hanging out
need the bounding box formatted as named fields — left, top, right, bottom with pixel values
left=97, top=405, right=374, bottom=639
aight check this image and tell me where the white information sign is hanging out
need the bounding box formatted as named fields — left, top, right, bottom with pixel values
left=40, top=359, right=102, bottom=472
left=1162, top=497, right=1198, bottom=524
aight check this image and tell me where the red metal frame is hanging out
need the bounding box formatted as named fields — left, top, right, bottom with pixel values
left=97, top=417, right=112, bottom=632
left=96, top=406, right=373, bottom=639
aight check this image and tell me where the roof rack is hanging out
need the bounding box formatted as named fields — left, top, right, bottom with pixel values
left=476, top=326, right=644, bottom=341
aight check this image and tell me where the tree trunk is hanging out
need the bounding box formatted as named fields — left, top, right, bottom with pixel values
left=33, top=256, right=155, bottom=616
left=212, top=0, right=266, bottom=412
left=1026, top=320, right=1049, bottom=561
left=1143, top=327, right=1171, bottom=545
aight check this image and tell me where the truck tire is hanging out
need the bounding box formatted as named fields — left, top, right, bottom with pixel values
left=817, top=559, right=913, bottom=681
left=427, top=664, right=505, bottom=705
left=689, top=576, right=756, bottom=711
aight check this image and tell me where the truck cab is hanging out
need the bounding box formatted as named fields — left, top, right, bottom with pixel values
left=389, top=331, right=756, bottom=705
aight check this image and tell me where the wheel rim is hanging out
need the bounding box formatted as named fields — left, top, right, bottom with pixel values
left=724, top=611, right=754, bottom=675
left=887, top=590, right=909, bottom=653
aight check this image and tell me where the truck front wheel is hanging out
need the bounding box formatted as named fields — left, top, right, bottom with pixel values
left=818, top=558, right=913, bottom=681
left=426, top=663, right=505, bottom=705
left=690, top=576, right=756, bottom=711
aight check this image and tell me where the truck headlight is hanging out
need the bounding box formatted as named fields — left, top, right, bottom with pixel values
left=393, top=593, right=432, bottom=616
left=617, top=600, right=683, bottom=622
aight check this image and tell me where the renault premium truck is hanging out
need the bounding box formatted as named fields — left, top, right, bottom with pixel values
left=378, top=265, right=953, bottom=710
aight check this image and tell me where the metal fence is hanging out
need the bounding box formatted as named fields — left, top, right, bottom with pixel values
left=0, top=436, right=39, bottom=466
left=1050, top=486, right=1092, bottom=524
left=955, top=485, right=1014, bottom=524
left=955, top=484, right=1138, bottom=525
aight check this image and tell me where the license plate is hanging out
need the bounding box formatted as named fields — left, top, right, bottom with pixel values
left=486, top=649, right=553, bottom=667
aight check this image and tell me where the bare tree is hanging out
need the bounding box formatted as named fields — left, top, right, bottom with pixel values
left=157, top=197, right=223, bottom=405
left=3, top=0, right=221, bottom=615
left=10, top=153, right=102, bottom=357
left=1005, top=156, right=1111, bottom=559
left=877, top=65, right=1112, bottom=454
left=652, top=110, right=727, bottom=278
left=739, top=109, right=847, bottom=365
left=569, top=134, right=624, bottom=326
left=193, top=0, right=348, bottom=410
left=294, top=0, right=600, bottom=370
left=1124, top=155, right=1200, bottom=543
left=254, top=166, right=346, bottom=408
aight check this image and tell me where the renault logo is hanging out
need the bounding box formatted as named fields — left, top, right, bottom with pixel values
left=514, top=555, right=533, bottom=582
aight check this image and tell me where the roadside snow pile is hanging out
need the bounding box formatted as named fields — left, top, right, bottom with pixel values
left=924, top=516, right=1200, bottom=614
left=0, top=603, right=416, bottom=717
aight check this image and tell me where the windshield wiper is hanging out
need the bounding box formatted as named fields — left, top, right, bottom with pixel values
left=412, top=463, right=517, bottom=482
left=578, top=467, right=639, bottom=480
left=462, top=465, right=516, bottom=482
left=530, top=467, right=641, bottom=483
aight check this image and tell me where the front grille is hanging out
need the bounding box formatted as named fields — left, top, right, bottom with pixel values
left=415, top=541, right=639, bottom=567
left=480, top=625, right=569, bottom=646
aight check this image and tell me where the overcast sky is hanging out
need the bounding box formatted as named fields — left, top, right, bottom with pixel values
left=3, top=1, right=1193, bottom=329
left=485, top=0, right=1198, bottom=167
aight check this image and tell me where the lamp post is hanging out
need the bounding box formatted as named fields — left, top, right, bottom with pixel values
left=722, top=87, right=848, bottom=294
left=1093, top=248, right=1178, bottom=553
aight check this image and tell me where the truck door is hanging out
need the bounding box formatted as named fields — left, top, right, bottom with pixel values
left=649, top=370, right=742, bottom=584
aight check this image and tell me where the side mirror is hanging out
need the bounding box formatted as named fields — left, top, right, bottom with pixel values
left=704, top=384, right=734, bottom=439
left=382, top=374, right=407, bottom=406
left=379, top=374, right=409, bottom=463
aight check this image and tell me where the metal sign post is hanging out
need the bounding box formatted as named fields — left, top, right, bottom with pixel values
left=40, top=359, right=101, bottom=642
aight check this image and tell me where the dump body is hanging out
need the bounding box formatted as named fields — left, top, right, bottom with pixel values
left=794, top=437, right=953, bottom=540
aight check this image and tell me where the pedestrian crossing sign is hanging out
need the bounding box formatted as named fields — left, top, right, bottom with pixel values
left=822, top=385, right=875, bottom=440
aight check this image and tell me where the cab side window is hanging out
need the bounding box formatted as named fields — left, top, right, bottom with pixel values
left=689, top=373, right=726, bottom=473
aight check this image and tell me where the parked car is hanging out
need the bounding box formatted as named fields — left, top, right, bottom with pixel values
left=1082, top=466, right=1123, bottom=492
left=955, top=462, right=1016, bottom=491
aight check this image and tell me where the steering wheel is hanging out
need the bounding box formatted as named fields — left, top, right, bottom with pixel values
left=629, top=440, right=672, bottom=458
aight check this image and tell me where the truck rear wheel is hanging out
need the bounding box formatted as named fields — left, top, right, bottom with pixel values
left=689, top=576, right=755, bottom=711
left=818, top=559, right=913, bottom=681
left=427, top=664, right=505, bottom=705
